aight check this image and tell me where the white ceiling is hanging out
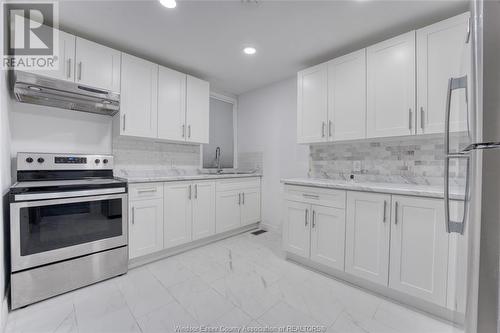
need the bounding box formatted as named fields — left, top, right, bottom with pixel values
left=58, top=0, right=468, bottom=95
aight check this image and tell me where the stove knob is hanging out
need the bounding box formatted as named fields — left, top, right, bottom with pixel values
left=37, top=157, right=44, bottom=163
left=25, top=157, right=33, bottom=163
left=95, top=159, right=101, bottom=164
left=103, top=159, right=108, bottom=164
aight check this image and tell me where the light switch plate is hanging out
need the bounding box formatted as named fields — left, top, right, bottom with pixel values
left=353, top=160, right=362, bottom=172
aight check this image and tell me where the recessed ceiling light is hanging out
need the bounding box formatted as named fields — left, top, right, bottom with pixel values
left=243, top=47, right=257, bottom=55
left=159, top=0, right=176, bottom=9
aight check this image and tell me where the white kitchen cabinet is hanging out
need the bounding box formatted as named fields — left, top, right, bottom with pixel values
left=240, top=187, right=261, bottom=226
left=129, top=198, right=164, bottom=259
left=158, top=66, right=187, bottom=141
left=284, top=200, right=311, bottom=258
left=186, top=75, right=210, bottom=144
left=216, top=190, right=241, bottom=233
left=328, top=49, right=367, bottom=141
left=75, top=37, right=121, bottom=92
left=389, top=195, right=449, bottom=306
left=416, top=13, right=470, bottom=134
left=164, top=182, right=193, bottom=248
left=23, top=30, right=76, bottom=82
left=310, top=205, right=346, bottom=270
left=120, top=53, right=158, bottom=138
left=366, top=31, right=416, bottom=138
left=345, top=192, right=391, bottom=286
left=192, top=181, right=216, bottom=240
left=297, top=63, right=328, bottom=143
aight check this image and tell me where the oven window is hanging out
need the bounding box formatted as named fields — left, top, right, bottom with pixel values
left=19, top=198, right=123, bottom=256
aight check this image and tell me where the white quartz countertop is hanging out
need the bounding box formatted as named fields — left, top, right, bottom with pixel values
left=281, top=178, right=464, bottom=200
left=122, top=173, right=261, bottom=184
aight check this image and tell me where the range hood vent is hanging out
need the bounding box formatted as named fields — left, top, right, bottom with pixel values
left=13, top=71, right=120, bottom=116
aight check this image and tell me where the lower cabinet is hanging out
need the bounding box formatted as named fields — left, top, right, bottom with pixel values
left=389, top=195, right=449, bottom=306
left=216, top=179, right=262, bottom=233
left=129, top=198, right=164, bottom=259
left=345, top=191, right=391, bottom=286
left=283, top=199, right=346, bottom=271
left=283, top=185, right=460, bottom=312
left=128, top=177, right=261, bottom=259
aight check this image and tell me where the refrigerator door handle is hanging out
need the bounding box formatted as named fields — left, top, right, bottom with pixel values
left=444, top=154, right=470, bottom=235
left=445, top=76, right=468, bottom=155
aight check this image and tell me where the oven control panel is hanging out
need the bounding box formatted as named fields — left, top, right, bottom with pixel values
left=17, top=153, right=114, bottom=171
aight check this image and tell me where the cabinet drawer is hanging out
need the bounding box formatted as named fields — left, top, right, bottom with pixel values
left=284, top=185, right=346, bottom=209
left=129, top=183, right=164, bottom=201
left=216, top=177, right=261, bottom=192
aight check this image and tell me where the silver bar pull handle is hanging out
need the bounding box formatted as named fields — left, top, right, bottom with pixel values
left=182, top=124, right=185, bottom=138
left=137, top=188, right=157, bottom=193
left=78, top=61, right=82, bottom=81
left=466, top=16, right=471, bottom=44
left=242, top=192, right=245, bottom=205
left=312, top=210, right=316, bottom=228
left=394, top=201, right=398, bottom=225
left=302, top=194, right=319, bottom=199
left=383, top=200, right=387, bottom=223
left=305, top=209, right=309, bottom=227
left=408, top=108, right=412, bottom=131
left=132, top=207, right=135, bottom=224
left=329, top=120, right=333, bottom=137
left=321, top=122, right=326, bottom=138
left=188, top=125, right=191, bottom=139
left=194, top=184, right=198, bottom=199
left=444, top=155, right=469, bottom=234
left=445, top=76, right=468, bottom=155
left=67, top=58, right=71, bottom=79
left=238, top=193, right=241, bottom=205
left=420, top=107, right=425, bottom=130
left=123, top=114, right=126, bottom=131
left=188, top=185, right=192, bottom=200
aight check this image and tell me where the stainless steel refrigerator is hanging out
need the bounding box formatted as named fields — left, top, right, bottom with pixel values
left=448, top=1, right=500, bottom=332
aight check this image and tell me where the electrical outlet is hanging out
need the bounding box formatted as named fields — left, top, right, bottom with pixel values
left=353, top=160, right=362, bottom=172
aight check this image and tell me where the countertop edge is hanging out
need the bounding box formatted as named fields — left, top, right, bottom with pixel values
left=124, top=174, right=262, bottom=184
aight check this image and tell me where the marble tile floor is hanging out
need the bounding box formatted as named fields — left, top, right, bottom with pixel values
left=6, top=231, right=463, bottom=333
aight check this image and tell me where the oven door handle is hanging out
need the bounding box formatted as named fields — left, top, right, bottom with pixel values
left=14, top=187, right=126, bottom=202
left=11, top=192, right=128, bottom=208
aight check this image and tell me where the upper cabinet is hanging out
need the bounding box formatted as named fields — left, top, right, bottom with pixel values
left=158, top=66, right=187, bottom=141
left=328, top=49, right=367, bottom=141
left=120, top=53, right=158, bottom=138
left=297, top=63, right=328, bottom=143
left=75, top=37, right=121, bottom=92
left=186, top=75, right=210, bottom=144
left=416, top=12, right=470, bottom=135
left=297, top=12, right=470, bottom=143
left=366, top=31, right=416, bottom=138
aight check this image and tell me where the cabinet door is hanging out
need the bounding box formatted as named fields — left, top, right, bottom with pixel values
left=186, top=75, right=209, bottom=144
left=367, top=32, right=416, bottom=138
left=158, top=66, right=187, bottom=141
left=389, top=196, right=449, bottom=306
left=283, top=201, right=311, bottom=258
left=241, top=188, right=261, bottom=226
left=24, top=30, right=76, bottom=82
left=215, top=190, right=241, bottom=233
left=120, top=53, right=158, bottom=138
left=297, top=63, right=328, bottom=143
left=328, top=49, right=367, bottom=141
left=310, top=205, right=346, bottom=271
left=75, top=37, right=121, bottom=92
left=345, top=192, right=391, bottom=286
left=129, top=199, right=164, bottom=259
left=192, top=182, right=216, bottom=240
left=417, top=13, right=470, bottom=134
left=164, top=183, right=193, bottom=248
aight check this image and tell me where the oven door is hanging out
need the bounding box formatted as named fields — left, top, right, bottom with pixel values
left=10, top=192, right=128, bottom=272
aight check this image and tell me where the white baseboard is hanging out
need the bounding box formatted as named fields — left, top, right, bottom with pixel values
left=1, top=295, right=8, bottom=333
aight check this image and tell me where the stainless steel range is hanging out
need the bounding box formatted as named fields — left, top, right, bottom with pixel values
left=9, top=153, right=128, bottom=309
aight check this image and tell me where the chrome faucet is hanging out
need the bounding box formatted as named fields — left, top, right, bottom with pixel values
left=215, top=147, right=222, bottom=173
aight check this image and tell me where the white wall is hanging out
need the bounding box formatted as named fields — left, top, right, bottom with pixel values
left=0, top=70, right=12, bottom=330
left=238, top=77, right=309, bottom=231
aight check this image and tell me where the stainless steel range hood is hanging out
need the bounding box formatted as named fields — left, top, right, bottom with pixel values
left=13, top=71, right=120, bottom=116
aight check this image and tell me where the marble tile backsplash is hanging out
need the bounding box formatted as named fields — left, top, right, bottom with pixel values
left=113, top=136, right=200, bottom=176
left=310, top=135, right=466, bottom=186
